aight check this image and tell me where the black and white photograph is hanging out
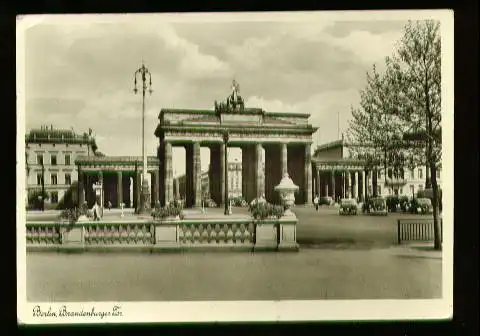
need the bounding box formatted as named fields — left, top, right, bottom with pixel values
left=16, top=11, right=454, bottom=324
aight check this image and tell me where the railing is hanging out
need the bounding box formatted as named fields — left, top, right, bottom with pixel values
left=83, top=222, right=154, bottom=245
left=26, top=222, right=62, bottom=245
left=397, top=218, right=443, bottom=244
left=25, top=217, right=298, bottom=252
left=179, top=220, right=254, bottom=246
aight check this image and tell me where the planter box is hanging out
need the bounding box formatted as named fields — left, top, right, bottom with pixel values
left=254, top=221, right=278, bottom=251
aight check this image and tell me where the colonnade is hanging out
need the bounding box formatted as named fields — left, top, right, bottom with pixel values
left=77, top=169, right=160, bottom=209
left=158, top=140, right=313, bottom=207
left=313, top=169, right=379, bottom=202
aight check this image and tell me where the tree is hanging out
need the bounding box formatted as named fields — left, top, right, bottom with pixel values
left=346, top=64, right=407, bottom=197
left=386, top=20, right=442, bottom=250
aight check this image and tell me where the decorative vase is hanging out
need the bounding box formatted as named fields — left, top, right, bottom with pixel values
left=274, top=173, right=299, bottom=218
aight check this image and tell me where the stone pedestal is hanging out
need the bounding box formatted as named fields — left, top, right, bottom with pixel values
left=253, top=222, right=278, bottom=251
left=60, top=226, right=85, bottom=251
left=278, top=219, right=299, bottom=251
left=153, top=222, right=180, bottom=251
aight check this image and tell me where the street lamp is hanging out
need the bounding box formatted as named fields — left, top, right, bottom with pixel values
left=133, top=61, right=153, bottom=214
left=223, top=131, right=230, bottom=216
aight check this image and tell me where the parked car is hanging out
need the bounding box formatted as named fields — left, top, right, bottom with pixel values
left=339, top=198, right=358, bottom=215
left=319, top=196, right=335, bottom=206
left=415, top=198, right=434, bottom=214
left=362, top=197, right=388, bottom=216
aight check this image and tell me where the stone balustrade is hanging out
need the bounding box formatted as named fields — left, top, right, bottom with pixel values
left=25, top=217, right=298, bottom=252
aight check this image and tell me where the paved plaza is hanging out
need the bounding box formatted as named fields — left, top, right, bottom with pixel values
left=25, top=206, right=442, bottom=302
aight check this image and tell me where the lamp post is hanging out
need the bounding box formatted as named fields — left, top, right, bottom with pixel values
left=133, top=61, right=153, bottom=214
left=223, top=131, right=230, bottom=216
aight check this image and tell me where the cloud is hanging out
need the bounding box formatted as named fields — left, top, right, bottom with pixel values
left=21, top=16, right=407, bottom=175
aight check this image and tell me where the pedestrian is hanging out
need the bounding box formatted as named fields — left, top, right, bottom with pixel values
left=314, top=195, right=319, bottom=211
left=92, top=201, right=101, bottom=221
left=107, top=200, right=112, bottom=210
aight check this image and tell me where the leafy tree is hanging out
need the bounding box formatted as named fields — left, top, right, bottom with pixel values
left=386, top=20, right=442, bottom=250
left=346, top=64, right=407, bottom=197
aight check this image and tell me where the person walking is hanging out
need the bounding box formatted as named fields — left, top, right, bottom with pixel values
left=92, top=200, right=101, bottom=221
left=314, top=195, right=319, bottom=211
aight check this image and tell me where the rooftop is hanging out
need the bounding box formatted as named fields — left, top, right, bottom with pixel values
left=26, top=126, right=98, bottom=151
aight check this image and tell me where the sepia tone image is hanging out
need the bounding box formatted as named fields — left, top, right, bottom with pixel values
left=17, top=11, right=453, bottom=322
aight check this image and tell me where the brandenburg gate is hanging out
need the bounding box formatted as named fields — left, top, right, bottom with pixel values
left=155, top=82, right=318, bottom=207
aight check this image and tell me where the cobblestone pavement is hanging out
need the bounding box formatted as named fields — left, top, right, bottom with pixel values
left=26, top=246, right=441, bottom=302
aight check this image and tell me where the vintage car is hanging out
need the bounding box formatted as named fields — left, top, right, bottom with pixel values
left=339, top=198, right=358, bottom=215
left=415, top=198, right=434, bottom=214
left=363, top=197, right=388, bottom=216
left=319, top=196, right=335, bottom=206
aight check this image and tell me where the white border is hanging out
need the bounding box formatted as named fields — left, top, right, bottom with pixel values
left=17, top=10, right=454, bottom=324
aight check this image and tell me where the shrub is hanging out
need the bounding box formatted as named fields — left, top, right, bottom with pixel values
left=398, top=196, right=409, bottom=212
left=385, top=195, right=399, bottom=212
left=249, top=202, right=284, bottom=220
left=152, top=202, right=184, bottom=220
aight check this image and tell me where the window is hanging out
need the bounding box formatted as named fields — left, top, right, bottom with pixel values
left=65, top=154, right=71, bottom=165
left=377, top=186, right=381, bottom=195
left=400, top=187, right=404, bottom=195
left=37, top=154, right=43, bottom=165
left=378, top=170, right=383, bottom=179
left=50, top=191, right=59, bottom=204
left=37, top=174, right=42, bottom=185
left=65, top=173, right=71, bottom=185
left=51, top=173, right=57, bottom=185
left=418, top=184, right=423, bottom=190
left=410, top=169, right=415, bottom=179
left=418, top=168, right=423, bottom=179
left=51, top=155, right=57, bottom=165
left=410, top=185, right=415, bottom=195
left=437, top=169, right=441, bottom=179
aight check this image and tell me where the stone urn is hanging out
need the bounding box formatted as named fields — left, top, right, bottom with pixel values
left=274, top=173, right=299, bottom=218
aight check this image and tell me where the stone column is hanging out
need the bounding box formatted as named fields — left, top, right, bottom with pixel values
left=357, top=171, right=362, bottom=202
left=304, top=143, right=312, bottom=204
left=150, top=171, right=156, bottom=207
left=165, top=141, right=173, bottom=205
left=331, top=170, right=336, bottom=201
left=117, top=171, right=123, bottom=208
left=78, top=170, right=85, bottom=206
left=351, top=171, right=356, bottom=200
left=220, top=143, right=226, bottom=205
left=316, top=169, right=321, bottom=197
left=281, top=142, right=288, bottom=176
left=255, top=143, right=264, bottom=198
left=136, top=171, right=141, bottom=211
left=193, top=142, right=202, bottom=207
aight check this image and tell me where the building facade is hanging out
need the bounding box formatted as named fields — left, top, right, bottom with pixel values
left=25, top=125, right=97, bottom=207
left=312, top=138, right=442, bottom=201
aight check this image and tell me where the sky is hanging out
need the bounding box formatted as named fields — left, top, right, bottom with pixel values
left=20, top=13, right=409, bottom=176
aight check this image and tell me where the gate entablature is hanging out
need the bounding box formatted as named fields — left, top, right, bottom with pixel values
left=75, top=156, right=159, bottom=173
